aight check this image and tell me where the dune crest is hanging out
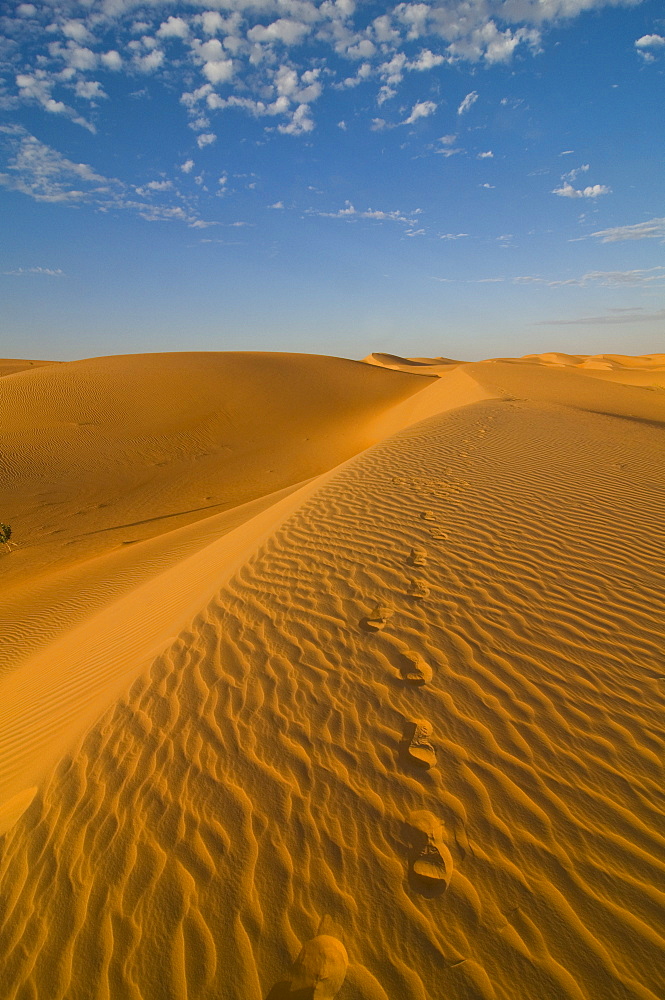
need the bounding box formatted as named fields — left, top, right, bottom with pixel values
left=0, top=349, right=663, bottom=1000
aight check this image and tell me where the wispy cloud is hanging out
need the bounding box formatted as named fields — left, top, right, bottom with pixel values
left=539, top=308, right=665, bottom=326
left=0, top=126, right=212, bottom=227
left=457, top=91, right=478, bottom=115
left=311, top=200, right=421, bottom=225
left=515, top=266, right=665, bottom=287
left=1, top=266, right=64, bottom=276
left=402, top=100, right=437, bottom=125
left=590, top=217, right=665, bottom=242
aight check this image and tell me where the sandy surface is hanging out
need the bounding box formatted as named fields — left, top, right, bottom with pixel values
left=0, top=349, right=663, bottom=1000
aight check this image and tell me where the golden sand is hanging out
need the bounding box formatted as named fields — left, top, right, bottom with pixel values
left=0, top=350, right=663, bottom=999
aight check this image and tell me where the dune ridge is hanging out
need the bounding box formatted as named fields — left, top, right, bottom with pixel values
left=0, top=350, right=663, bottom=1000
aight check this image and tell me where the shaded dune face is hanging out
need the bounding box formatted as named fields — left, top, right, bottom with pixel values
left=0, top=352, right=664, bottom=1000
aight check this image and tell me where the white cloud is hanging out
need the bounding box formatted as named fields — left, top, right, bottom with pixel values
left=200, top=12, right=225, bottom=36
left=17, top=4, right=37, bottom=16
left=477, top=150, right=493, bottom=158
left=481, top=182, right=495, bottom=188
left=62, top=21, right=93, bottom=44
left=402, top=100, right=437, bottom=124
left=590, top=217, right=665, bottom=242
left=134, top=49, right=164, bottom=73
left=197, top=132, right=217, bottom=148
left=410, top=49, right=445, bottom=70
left=635, top=34, right=665, bottom=48
left=553, top=182, right=610, bottom=198
left=181, top=159, right=195, bottom=173
left=346, top=39, right=377, bottom=59
left=101, top=50, right=123, bottom=71
left=440, top=233, right=468, bottom=239
left=278, top=103, right=315, bottom=134
left=248, top=19, right=311, bottom=46
left=63, top=44, right=97, bottom=72
left=203, top=59, right=235, bottom=84
left=75, top=80, right=108, bottom=101
left=158, top=17, right=189, bottom=40
left=457, top=91, right=478, bottom=115
left=269, top=200, right=284, bottom=208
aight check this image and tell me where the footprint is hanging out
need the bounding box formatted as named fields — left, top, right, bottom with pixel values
left=407, top=719, right=437, bottom=769
left=429, top=529, right=448, bottom=540
left=408, top=810, right=453, bottom=888
left=420, top=510, right=435, bottom=521
left=408, top=546, right=427, bottom=567
left=362, top=604, right=394, bottom=632
left=408, top=580, right=430, bottom=599
left=401, top=651, right=433, bottom=685
left=289, top=934, right=348, bottom=998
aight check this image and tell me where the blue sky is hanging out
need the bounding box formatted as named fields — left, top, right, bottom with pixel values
left=1, top=0, right=663, bottom=361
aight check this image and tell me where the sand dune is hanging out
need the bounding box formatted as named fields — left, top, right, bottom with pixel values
left=0, top=358, right=58, bottom=378
left=0, top=350, right=663, bottom=1000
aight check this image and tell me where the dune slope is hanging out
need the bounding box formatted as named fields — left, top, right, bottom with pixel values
left=0, top=351, right=663, bottom=1000
left=0, top=351, right=430, bottom=669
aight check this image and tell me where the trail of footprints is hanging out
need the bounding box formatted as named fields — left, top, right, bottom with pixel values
left=361, top=524, right=454, bottom=898
left=280, top=513, right=450, bottom=998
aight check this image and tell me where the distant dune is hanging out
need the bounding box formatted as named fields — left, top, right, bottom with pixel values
left=0, top=350, right=663, bottom=1000
left=0, top=358, right=59, bottom=377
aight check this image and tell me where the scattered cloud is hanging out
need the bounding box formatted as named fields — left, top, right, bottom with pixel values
left=477, top=150, right=493, bottom=158
left=635, top=34, right=665, bottom=60
left=180, top=159, right=194, bottom=174
left=440, top=233, right=469, bottom=240
left=0, top=126, right=210, bottom=227
left=313, top=200, right=421, bottom=225
left=590, top=217, right=665, bottom=242
left=553, top=181, right=611, bottom=198
left=196, top=132, right=217, bottom=148
left=157, top=17, right=189, bottom=40
left=457, top=91, right=478, bottom=115
left=402, top=100, right=437, bottom=125
left=269, top=200, right=284, bottom=209
left=0, top=0, right=647, bottom=145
